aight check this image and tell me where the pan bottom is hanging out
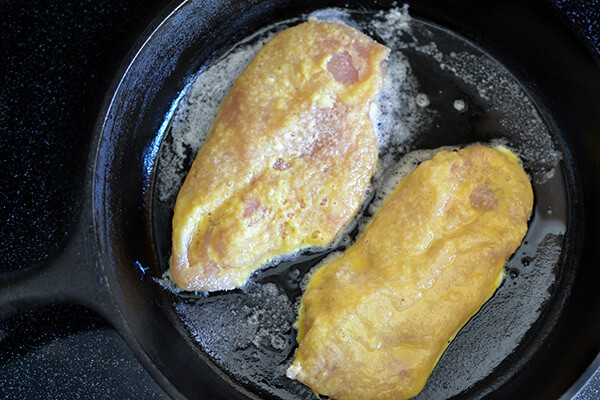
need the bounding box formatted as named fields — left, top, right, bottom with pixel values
left=151, top=7, right=570, bottom=399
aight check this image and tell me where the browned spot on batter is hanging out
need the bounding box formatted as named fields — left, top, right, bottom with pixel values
left=315, top=38, right=340, bottom=53
left=220, top=92, right=242, bottom=123
left=389, top=359, right=412, bottom=379
left=273, top=158, right=291, bottom=170
left=327, top=51, right=359, bottom=84
left=242, top=198, right=259, bottom=217
left=202, top=260, right=222, bottom=281
left=211, top=230, right=230, bottom=261
left=188, top=225, right=224, bottom=281
left=348, top=43, right=367, bottom=80
left=306, top=103, right=349, bottom=161
left=470, top=184, right=498, bottom=211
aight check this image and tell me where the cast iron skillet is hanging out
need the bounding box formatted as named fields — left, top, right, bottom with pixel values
left=1, top=0, right=600, bottom=399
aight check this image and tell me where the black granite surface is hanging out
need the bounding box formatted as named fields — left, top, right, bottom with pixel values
left=0, top=305, right=167, bottom=399
left=0, top=0, right=598, bottom=399
left=0, top=0, right=174, bottom=398
left=554, top=0, right=600, bottom=54
left=0, top=0, right=172, bottom=272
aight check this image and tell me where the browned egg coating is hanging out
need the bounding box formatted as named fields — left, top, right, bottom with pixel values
left=287, top=146, right=534, bottom=400
left=170, top=21, right=389, bottom=291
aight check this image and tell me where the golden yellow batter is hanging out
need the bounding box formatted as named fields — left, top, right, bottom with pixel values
left=287, top=146, right=534, bottom=400
left=170, top=21, right=389, bottom=291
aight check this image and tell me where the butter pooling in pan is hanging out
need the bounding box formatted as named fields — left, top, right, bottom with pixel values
left=170, top=21, right=390, bottom=291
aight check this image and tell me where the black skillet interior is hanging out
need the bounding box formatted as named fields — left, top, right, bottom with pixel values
left=92, top=0, right=600, bottom=399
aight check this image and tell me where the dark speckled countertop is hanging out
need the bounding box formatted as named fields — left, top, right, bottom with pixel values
left=0, top=0, right=598, bottom=399
left=1, top=1, right=174, bottom=397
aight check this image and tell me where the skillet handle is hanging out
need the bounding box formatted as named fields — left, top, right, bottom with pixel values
left=0, top=205, right=117, bottom=322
